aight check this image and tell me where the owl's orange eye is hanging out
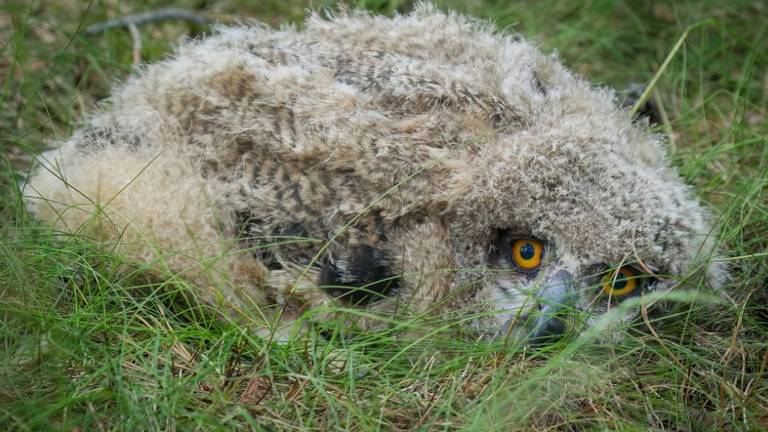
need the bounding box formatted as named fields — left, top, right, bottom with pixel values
left=510, top=238, right=544, bottom=271
left=601, top=267, right=639, bottom=297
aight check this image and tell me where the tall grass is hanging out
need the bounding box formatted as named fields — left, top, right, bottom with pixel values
left=1, top=1, right=767, bottom=430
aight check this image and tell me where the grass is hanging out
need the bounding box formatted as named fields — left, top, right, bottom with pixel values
left=1, top=0, right=767, bottom=430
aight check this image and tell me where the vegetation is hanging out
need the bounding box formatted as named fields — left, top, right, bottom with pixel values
left=2, top=1, right=766, bottom=430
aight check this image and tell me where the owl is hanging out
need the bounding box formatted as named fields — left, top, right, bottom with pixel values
left=23, top=4, right=725, bottom=344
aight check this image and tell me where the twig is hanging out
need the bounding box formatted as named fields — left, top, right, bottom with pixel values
left=85, top=8, right=209, bottom=35
left=641, top=304, right=685, bottom=371
left=127, top=23, right=142, bottom=65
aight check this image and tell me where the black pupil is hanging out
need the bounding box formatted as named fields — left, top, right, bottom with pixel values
left=520, top=243, right=535, bottom=260
left=613, top=277, right=628, bottom=290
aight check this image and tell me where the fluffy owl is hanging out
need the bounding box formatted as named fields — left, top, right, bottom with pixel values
left=23, top=4, right=725, bottom=344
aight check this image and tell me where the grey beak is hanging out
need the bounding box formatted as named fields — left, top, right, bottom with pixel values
left=526, top=270, right=576, bottom=346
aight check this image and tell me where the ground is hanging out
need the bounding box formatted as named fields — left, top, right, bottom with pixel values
left=1, top=1, right=767, bottom=430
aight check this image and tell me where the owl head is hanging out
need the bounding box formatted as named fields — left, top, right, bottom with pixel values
left=433, top=48, right=726, bottom=344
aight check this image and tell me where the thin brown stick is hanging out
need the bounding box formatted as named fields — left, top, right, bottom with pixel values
left=641, top=304, right=685, bottom=371
left=127, top=23, right=141, bottom=65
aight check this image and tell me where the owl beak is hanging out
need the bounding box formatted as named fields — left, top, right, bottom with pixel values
left=525, top=270, right=576, bottom=346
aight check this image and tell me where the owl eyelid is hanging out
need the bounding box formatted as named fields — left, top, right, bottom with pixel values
left=597, top=264, right=644, bottom=276
left=508, top=235, right=546, bottom=245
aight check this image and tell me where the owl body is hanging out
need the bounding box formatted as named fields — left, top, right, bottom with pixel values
left=24, top=5, right=723, bottom=341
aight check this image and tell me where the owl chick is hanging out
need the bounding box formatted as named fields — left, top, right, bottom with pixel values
left=23, top=4, right=725, bottom=344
